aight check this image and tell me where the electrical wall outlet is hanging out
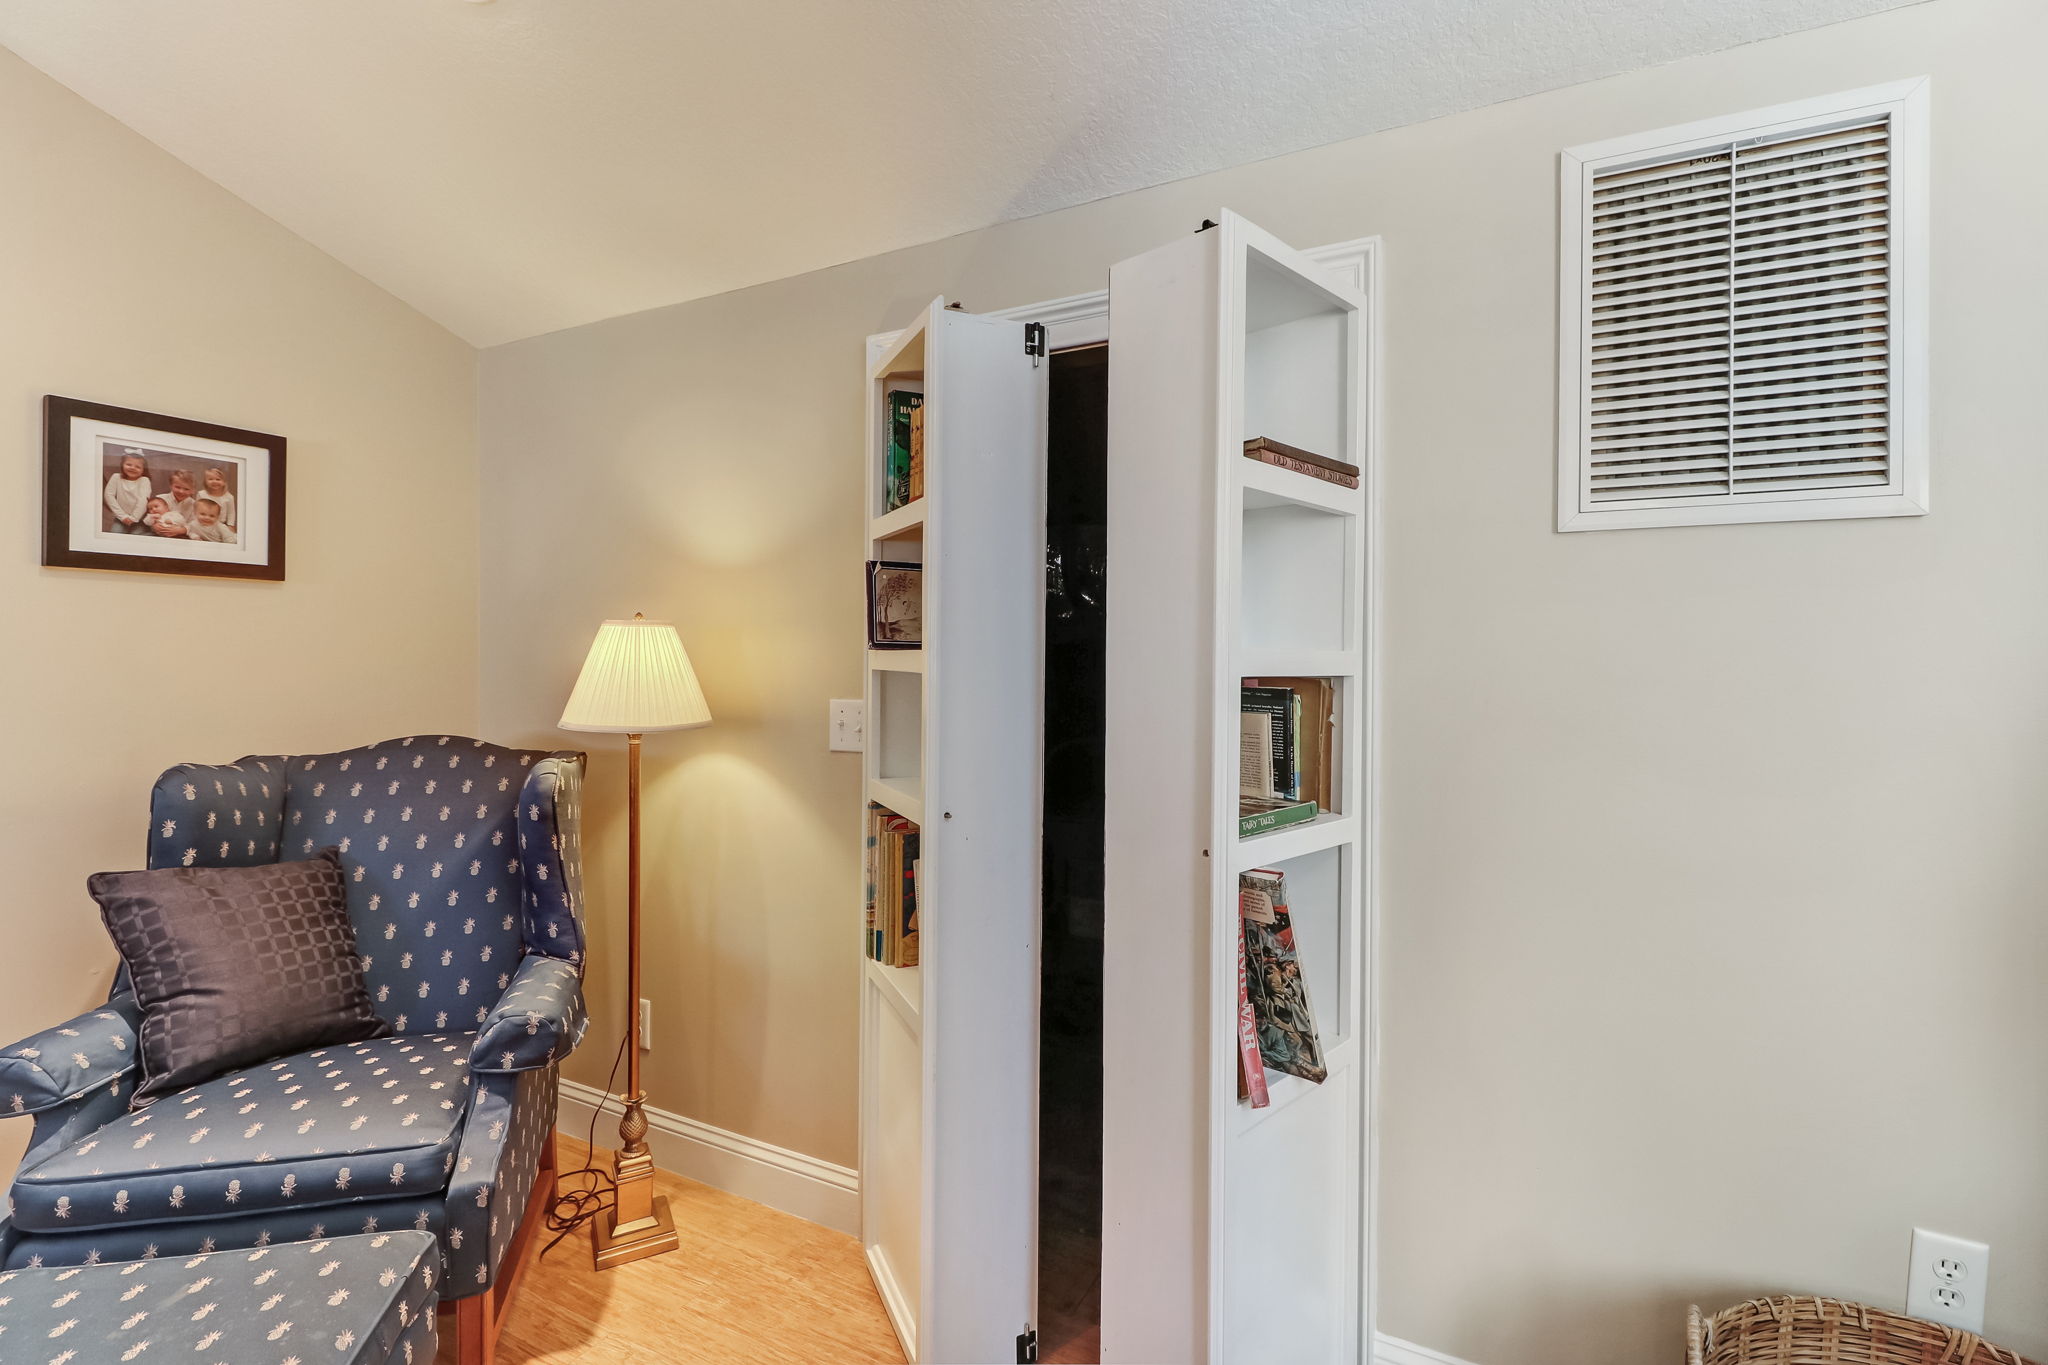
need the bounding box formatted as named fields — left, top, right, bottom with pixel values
left=1907, top=1228, right=1989, bottom=1332
left=829, top=699, right=865, bottom=752
left=638, top=997, right=653, bottom=1051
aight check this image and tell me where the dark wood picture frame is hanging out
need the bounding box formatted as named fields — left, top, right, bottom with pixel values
left=866, top=559, right=922, bottom=649
left=42, top=395, right=288, bottom=581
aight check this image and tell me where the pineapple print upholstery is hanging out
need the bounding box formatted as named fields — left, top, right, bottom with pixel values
left=0, top=1229, right=441, bottom=1365
left=0, top=737, right=584, bottom=1299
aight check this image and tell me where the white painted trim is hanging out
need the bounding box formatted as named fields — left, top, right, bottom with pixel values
left=1556, top=78, right=1931, bottom=532
left=1359, top=233, right=1387, bottom=1365
left=866, top=1242, right=919, bottom=1362
left=556, top=1078, right=860, bottom=1235
left=1374, top=1333, right=1480, bottom=1365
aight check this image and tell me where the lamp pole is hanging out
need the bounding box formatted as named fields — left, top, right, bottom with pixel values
left=593, top=727, right=677, bottom=1267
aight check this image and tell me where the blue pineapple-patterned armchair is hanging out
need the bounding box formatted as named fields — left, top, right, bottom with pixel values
left=0, top=736, right=587, bottom=1365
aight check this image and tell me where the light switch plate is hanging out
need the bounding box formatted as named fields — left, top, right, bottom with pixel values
left=829, top=699, right=865, bottom=752
left=1907, top=1227, right=1989, bottom=1332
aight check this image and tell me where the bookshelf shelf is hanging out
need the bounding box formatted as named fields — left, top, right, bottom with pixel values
left=1239, top=458, right=1360, bottom=515
left=870, top=499, right=927, bottom=541
left=1231, top=810, right=1359, bottom=872
left=865, top=956, right=922, bottom=1027
left=1234, top=1036, right=1359, bottom=1134
left=1107, top=214, right=1374, bottom=1362
left=1239, top=649, right=1358, bottom=680
left=868, top=649, right=925, bottom=674
left=866, top=775, right=924, bottom=827
left=858, top=297, right=1045, bottom=1364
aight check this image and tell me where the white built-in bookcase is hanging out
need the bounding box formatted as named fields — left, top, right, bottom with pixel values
left=858, top=219, right=1377, bottom=1364
left=1103, top=213, right=1375, bottom=1363
left=859, top=299, right=1046, bottom=1365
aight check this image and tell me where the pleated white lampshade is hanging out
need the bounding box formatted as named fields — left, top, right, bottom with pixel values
left=558, top=615, right=712, bottom=734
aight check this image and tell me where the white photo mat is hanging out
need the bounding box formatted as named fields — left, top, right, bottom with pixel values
left=67, top=416, right=273, bottom=568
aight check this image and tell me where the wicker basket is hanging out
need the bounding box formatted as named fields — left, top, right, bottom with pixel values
left=1689, top=1296, right=2039, bottom=1365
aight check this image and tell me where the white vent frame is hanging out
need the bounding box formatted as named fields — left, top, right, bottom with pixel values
left=1557, top=79, right=1930, bottom=532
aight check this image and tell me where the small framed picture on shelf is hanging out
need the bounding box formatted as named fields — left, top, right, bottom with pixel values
left=866, top=560, right=922, bottom=649
left=42, top=395, right=287, bottom=581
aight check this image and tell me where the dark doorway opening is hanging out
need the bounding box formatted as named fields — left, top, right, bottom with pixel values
left=1039, top=342, right=1107, bottom=1364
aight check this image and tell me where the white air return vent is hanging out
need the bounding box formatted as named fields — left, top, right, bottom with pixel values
left=1558, top=80, right=1929, bottom=531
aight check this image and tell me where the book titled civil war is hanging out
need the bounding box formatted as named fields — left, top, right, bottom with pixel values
left=1239, top=868, right=1328, bottom=1085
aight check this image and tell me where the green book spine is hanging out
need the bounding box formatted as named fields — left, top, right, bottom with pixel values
left=886, top=390, right=922, bottom=511
left=1239, top=800, right=1318, bottom=838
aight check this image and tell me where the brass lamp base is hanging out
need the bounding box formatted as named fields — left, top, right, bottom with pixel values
left=593, top=1097, right=679, bottom=1270
left=592, top=1191, right=679, bottom=1269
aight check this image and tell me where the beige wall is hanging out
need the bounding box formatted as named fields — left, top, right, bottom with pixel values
left=485, top=0, right=2047, bottom=1356
left=0, top=52, right=479, bottom=1177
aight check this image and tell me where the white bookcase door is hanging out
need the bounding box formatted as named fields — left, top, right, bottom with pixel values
left=1103, top=214, right=1372, bottom=1363
left=860, top=298, right=1047, bottom=1364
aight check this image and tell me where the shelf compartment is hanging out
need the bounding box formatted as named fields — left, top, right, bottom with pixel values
left=872, top=318, right=928, bottom=382
left=872, top=669, right=924, bottom=794
left=1236, top=842, right=1350, bottom=1060
left=1239, top=497, right=1354, bottom=657
left=1241, top=246, right=1352, bottom=461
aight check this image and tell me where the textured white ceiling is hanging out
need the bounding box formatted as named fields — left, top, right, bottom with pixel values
left=0, top=0, right=1924, bottom=346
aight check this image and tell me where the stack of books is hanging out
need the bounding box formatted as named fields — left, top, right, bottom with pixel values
left=884, top=388, right=925, bottom=511
left=1239, top=677, right=1335, bottom=836
left=863, top=802, right=920, bottom=967
left=1236, top=867, right=1328, bottom=1107
left=1242, top=436, right=1359, bottom=489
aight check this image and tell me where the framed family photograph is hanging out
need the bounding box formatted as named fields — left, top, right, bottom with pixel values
left=866, top=559, right=922, bottom=648
left=42, top=395, right=287, bottom=581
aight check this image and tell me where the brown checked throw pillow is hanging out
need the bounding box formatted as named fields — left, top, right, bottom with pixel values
left=89, top=848, right=389, bottom=1107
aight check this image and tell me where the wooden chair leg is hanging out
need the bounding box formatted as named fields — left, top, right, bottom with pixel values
left=455, top=1292, right=493, bottom=1365
left=446, top=1125, right=560, bottom=1365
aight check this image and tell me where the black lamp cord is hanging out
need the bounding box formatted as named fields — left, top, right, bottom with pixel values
left=539, top=1031, right=629, bottom=1259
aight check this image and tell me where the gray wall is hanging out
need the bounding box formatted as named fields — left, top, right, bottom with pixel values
left=479, top=0, right=2048, bottom=1356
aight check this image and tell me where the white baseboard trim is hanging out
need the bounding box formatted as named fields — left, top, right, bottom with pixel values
left=1375, top=1334, right=1479, bottom=1365
left=558, top=1083, right=1456, bottom=1362
left=555, top=1078, right=860, bottom=1236
left=865, top=1242, right=917, bottom=1361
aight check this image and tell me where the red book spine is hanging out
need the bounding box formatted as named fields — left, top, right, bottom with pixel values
left=1237, top=913, right=1270, bottom=1108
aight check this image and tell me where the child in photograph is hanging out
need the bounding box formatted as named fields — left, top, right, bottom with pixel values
left=153, top=469, right=198, bottom=536
left=103, top=449, right=151, bottom=533
left=187, top=496, right=235, bottom=543
left=200, top=467, right=236, bottom=528
left=141, top=495, right=186, bottom=537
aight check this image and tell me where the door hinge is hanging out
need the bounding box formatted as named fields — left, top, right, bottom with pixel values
left=1025, top=321, right=1047, bottom=365
left=1016, top=1325, right=1039, bottom=1363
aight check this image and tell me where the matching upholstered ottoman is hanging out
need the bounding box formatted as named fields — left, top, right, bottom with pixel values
left=0, top=1229, right=438, bottom=1365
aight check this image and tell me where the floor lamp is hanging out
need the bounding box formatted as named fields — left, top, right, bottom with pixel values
left=559, top=612, right=711, bottom=1269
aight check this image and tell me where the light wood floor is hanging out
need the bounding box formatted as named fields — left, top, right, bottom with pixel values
left=438, top=1134, right=906, bottom=1365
